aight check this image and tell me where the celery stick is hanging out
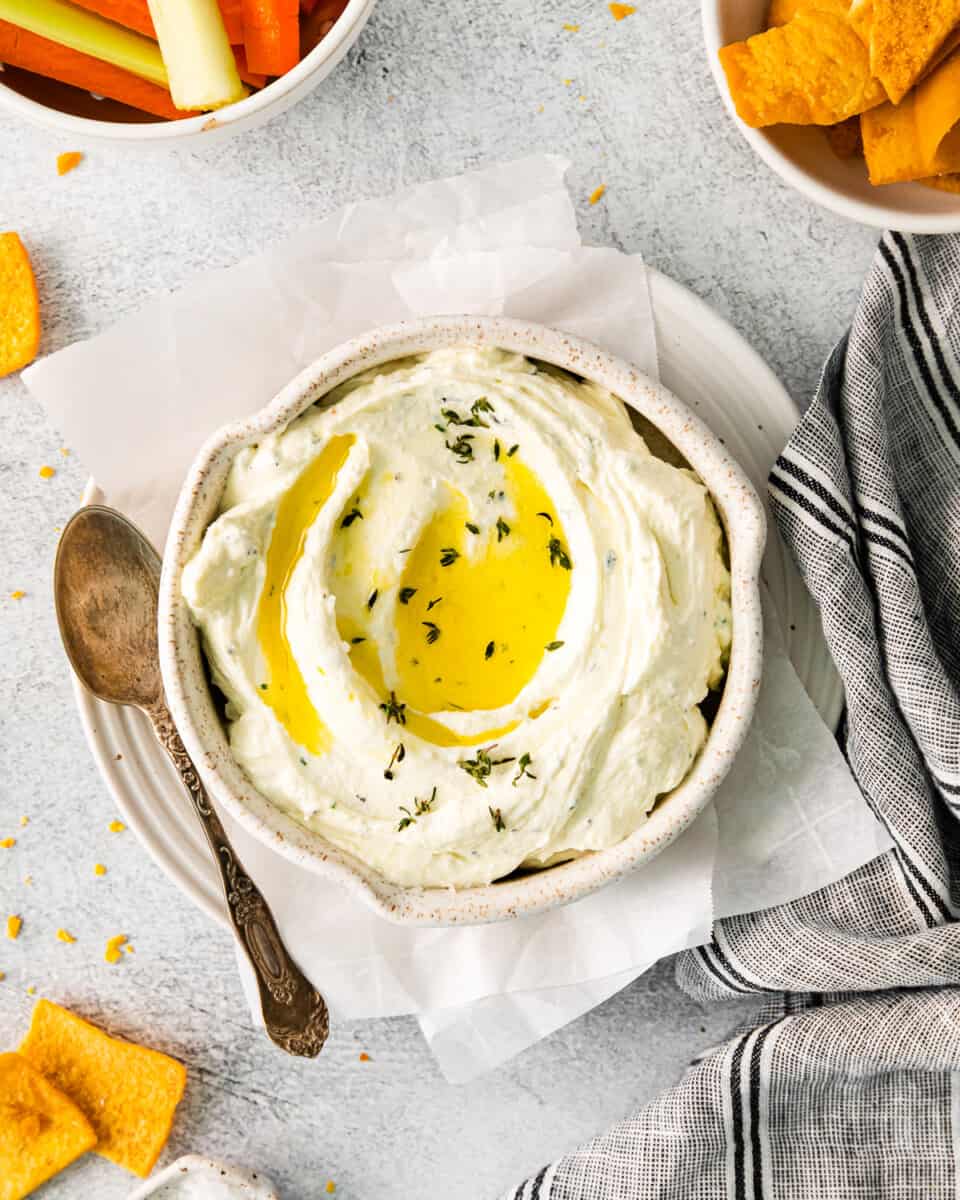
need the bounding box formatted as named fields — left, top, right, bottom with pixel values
left=146, top=0, right=246, bottom=111
left=0, top=0, right=168, bottom=86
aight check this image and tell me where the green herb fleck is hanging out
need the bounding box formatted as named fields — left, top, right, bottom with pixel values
left=493, top=439, right=501, bottom=461
left=341, top=502, right=363, bottom=528
left=548, top=536, right=572, bottom=570
left=512, top=752, right=536, bottom=786
left=445, top=433, right=475, bottom=463
left=507, top=443, right=519, bottom=457
left=384, top=742, right=406, bottom=781
left=496, top=516, right=511, bottom=542
left=440, top=547, right=460, bottom=567
left=544, top=640, right=564, bottom=652
left=379, top=691, right=407, bottom=726
left=422, top=621, right=441, bottom=645
left=398, top=587, right=417, bottom=605
left=485, top=640, right=495, bottom=660
left=427, top=597, right=442, bottom=611
left=536, top=511, right=554, bottom=525
left=489, top=806, right=506, bottom=832
left=259, top=682, right=269, bottom=691
left=367, top=589, right=379, bottom=610
left=350, top=636, right=366, bottom=645
left=465, top=522, right=480, bottom=535
left=458, top=745, right=516, bottom=789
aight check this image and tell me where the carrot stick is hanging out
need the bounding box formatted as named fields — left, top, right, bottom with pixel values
left=242, top=0, right=298, bottom=75
left=67, top=0, right=258, bottom=83
left=0, top=19, right=187, bottom=118
left=70, top=0, right=244, bottom=44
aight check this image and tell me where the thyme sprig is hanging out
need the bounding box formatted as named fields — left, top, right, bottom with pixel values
left=445, top=433, right=475, bottom=463
left=496, top=516, right=511, bottom=542
left=458, top=745, right=515, bottom=788
left=397, top=786, right=436, bottom=831
left=489, top=806, right=506, bottom=832
left=440, top=547, right=460, bottom=567
left=379, top=691, right=407, bottom=725
left=422, top=621, right=441, bottom=645
left=548, top=536, right=572, bottom=570
left=512, top=753, right=536, bottom=786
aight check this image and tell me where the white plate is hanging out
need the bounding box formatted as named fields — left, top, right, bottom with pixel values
left=74, top=270, right=844, bottom=929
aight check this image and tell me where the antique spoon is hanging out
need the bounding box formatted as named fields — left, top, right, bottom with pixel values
left=54, top=505, right=329, bottom=1058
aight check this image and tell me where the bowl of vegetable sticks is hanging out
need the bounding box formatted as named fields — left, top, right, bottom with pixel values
left=0, top=0, right=377, bottom=145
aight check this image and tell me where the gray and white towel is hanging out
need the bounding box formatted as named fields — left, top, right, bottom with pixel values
left=503, top=231, right=960, bottom=1199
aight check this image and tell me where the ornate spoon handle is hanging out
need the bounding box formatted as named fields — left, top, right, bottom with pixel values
left=148, top=700, right=329, bottom=1057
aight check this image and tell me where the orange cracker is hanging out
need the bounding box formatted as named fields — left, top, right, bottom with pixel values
left=850, top=0, right=960, bottom=104
left=920, top=172, right=960, bottom=192
left=0, top=1052, right=97, bottom=1200
left=0, top=233, right=40, bottom=379
left=766, top=0, right=850, bottom=29
left=862, top=49, right=960, bottom=184
left=719, top=10, right=887, bottom=128
left=19, top=999, right=186, bottom=1178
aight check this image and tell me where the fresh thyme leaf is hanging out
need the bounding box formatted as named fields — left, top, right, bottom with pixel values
left=340, top=502, right=363, bottom=528
left=496, top=516, right=510, bottom=542
left=472, top=397, right=495, bottom=420
left=422, top=621, right=441, bottom=645
left=493, top=439, right=501, bottom=461
left=398, top=587, right=417, bottom=605
left=434, top=423, right=447, bottom=433
left=489, top=806, right=506, bottom=832
left=259, top=682, right=268, bottom=690
left=507, top=443, right=519, bottom=457
left=440, top=547, right=460, bottom=567
left=458, top=745, right=516, bottom=788
left=536, top=511, right=554, bottom=525
left=427, top=597, right=442, bottom=611
left=544, top=640, right=564, bottom=652
left=512, top=752, right=537, bottom=786
left=445, top=433, right=475, bottom=463
left=397, top=807, right=416, bottom=832
left=384, top=742, right=406, bottom=780
left=416, top=786, right=436, bottom=815
left=300, top=757, right=308, bottom=767
left=350, top=636, right=366, bottom=645
left=485, top=640, right=495, bottom=660
left=367, top=589, right=379, bottom=610
left=548, top=536, right=572, bottom=570
left=398, top=547, right=413, bottom=555
left=465, top=522, right=480, bottom=535
left=379, top=691, right=407, bottom=725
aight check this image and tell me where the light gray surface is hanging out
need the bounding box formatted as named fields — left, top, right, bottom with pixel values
left=0, top=1, right=877, bottom=1196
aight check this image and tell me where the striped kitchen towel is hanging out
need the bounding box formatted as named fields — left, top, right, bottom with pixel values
left=501, top=231, right=960, bottom=1199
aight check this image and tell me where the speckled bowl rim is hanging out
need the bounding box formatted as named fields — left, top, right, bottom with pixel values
left=158, top=316, right=765, bottom=927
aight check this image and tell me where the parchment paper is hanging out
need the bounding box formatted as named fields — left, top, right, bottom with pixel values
left=24, top=156, right=889, bottom=1082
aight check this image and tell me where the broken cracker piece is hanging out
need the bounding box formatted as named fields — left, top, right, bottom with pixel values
left=850, top=0, right=960, bottom=104
left=6, top=916, right=22, bottom=941
left=56, top=152, right=83, bottom=177
left=720, top=10, right=887, bottom=127
left=19, top=999, right=186, bottom=1179
left=0, top=234, right=40, bottom=379
left=0, top=1052, right=97, bottom=1200
left=767, top=0, right=850, bottom=27
left=104, top=935, right=128, bottom=964
left=862, top=49, right=960, bottom=184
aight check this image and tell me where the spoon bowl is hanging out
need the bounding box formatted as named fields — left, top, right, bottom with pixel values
left=55, top=506, right=163, bottom=710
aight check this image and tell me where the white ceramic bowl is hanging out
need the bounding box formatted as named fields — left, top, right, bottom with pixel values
left=126, top=1154, right=278, bottom=1199
left=702, top=0, right=960, bottom=232
left=158, top=316, right=765, bottom=926
left=0, top=0, right=377, bottom=147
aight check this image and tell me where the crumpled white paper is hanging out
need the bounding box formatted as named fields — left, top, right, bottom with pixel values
left=25, top=156, right=890, bottom=1083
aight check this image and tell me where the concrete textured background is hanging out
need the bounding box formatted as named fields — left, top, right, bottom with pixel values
left=0, top=1, right=878, bottom=1196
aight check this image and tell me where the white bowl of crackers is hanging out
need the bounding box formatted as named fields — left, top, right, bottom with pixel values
left=703, top=0, right=960, bottom=232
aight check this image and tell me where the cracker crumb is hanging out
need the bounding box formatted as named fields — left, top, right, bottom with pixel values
left=326, top=1183, right=336, bottom=1195
left=9, top=590, right=25, bottom=600
left=19, top=816, right=28, bottom=827
left=609, top=3, right=635, bottom=18
left=57, top=151, right=83, bottom=176
left=563, top=78, right=573, bottom=85
left=7, top=915, right=22, bottom=940
left=26, top=985, right=35, bottom=995
left=563, top=22, right=579, bottom=30
left=59, top=447, right=69, bottom=456
left=589, top=184, right=607, bottom=204
left=0, top=972, right=5, bottom=981
left=38, top=465, right=55, bottom=479
left=23, top=875, right=32, bottom=887
left=108, top=820, right=125, bottom=833
left=56, top=929, right=76, bottom=944
left=104, top=934, right=127, bottom=964
left=1, top=838, right=16, bottom=849
left=94, top=863, right=107, bottom=877
left=359, top=1052, right=371, bottom=1062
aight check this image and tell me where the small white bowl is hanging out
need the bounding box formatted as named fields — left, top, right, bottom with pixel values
left=702, top=0, right=960, bottom=232
left=126, top=1154, right=278, bottom=1199
left=0, top=0, right=377, bottom=147
left=158, top=316, right=765, bottom=926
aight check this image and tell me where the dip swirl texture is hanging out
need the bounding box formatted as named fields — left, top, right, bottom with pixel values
left=182, top=348, right=732, bottom=888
